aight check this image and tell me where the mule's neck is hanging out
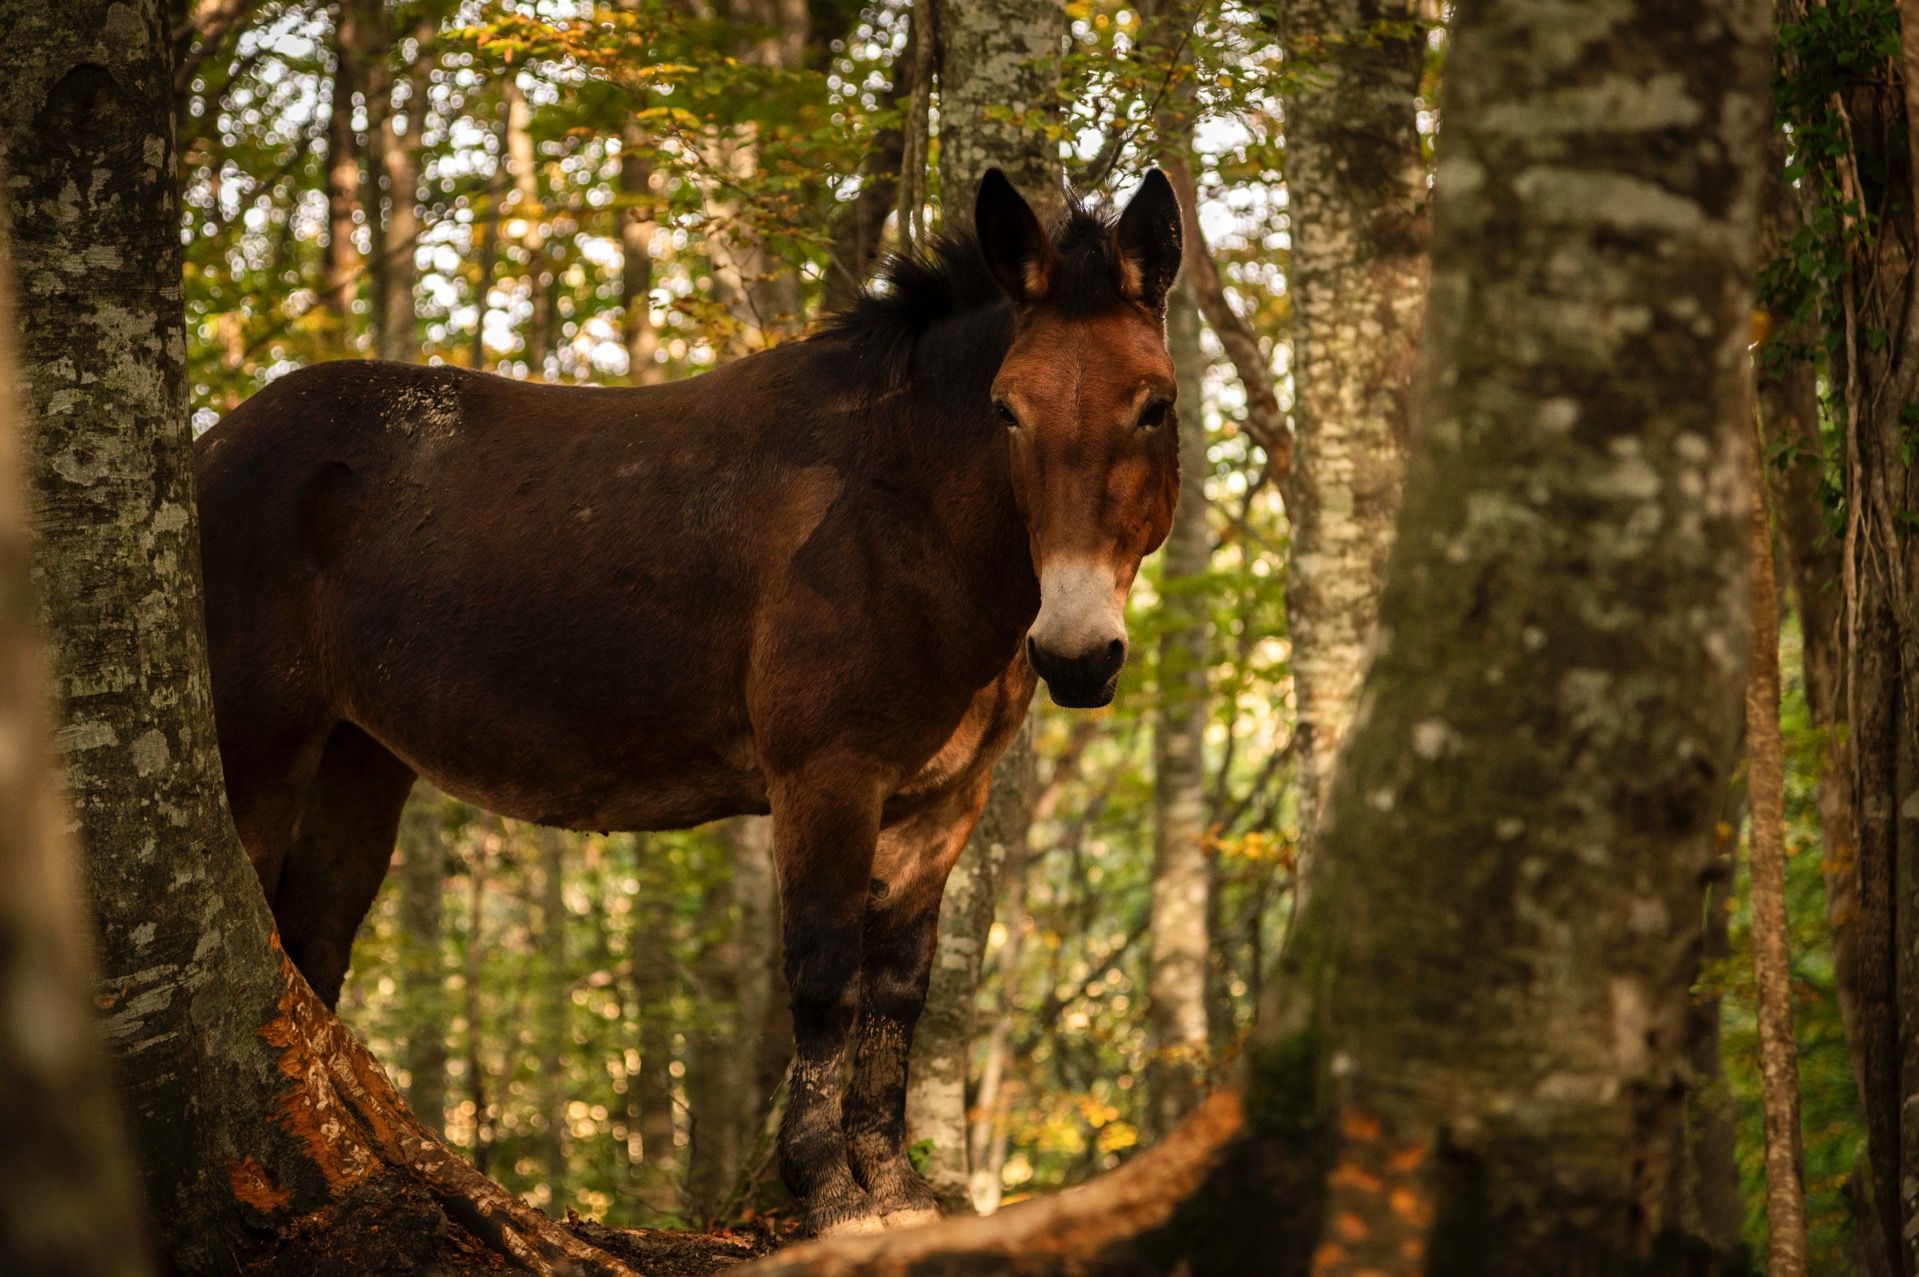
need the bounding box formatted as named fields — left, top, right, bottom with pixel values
left=889, top=302, right=1041, bottom=647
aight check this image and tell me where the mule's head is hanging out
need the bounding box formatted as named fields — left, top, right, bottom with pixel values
left=978, top=168, right=1184, bottom=709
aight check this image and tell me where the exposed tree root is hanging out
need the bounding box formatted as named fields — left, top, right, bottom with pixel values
left=237, top=952, right=651, bottom=1275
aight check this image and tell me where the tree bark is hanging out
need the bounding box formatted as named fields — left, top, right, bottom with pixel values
left=687, top=826, right=745, bottom=1222
left=0, top=4, right=652, bottom=1269
left=375, top=11, right=431, bottom=363
left=1278, top=0, right=1429, bottom=851
left=0, top=208, right=152, bottom=1277
left=931, top=0, right=1066, bottom=225
left=1786, top=2, right=1919, bottom=1265
left=1148, top=271, right=1214, bottom=1137
left=907, top=720, right=1034, bottom=1209
left=320, top=0, right=361, bottom=345
left=616, top=0, right=661, bottom=383
left=632, top=833, right=682, bottom=1215
left=538, top=825, right=570, bottom=1197
left=396, top=786, right=448, bottom=1136
left=902, top=0, right=1065, bottom=1207
left=743, top=0, right=1772, bottom=1269
left=1748, top=437, right=1810, bottom=1275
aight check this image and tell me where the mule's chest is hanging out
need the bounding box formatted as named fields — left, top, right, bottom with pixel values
left=887, top=656, right=1037, bottom=816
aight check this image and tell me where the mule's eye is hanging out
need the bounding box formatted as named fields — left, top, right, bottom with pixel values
left=995, top=400, right=1021, bottom=430
left=1138, top=399, right=1171, bottom=431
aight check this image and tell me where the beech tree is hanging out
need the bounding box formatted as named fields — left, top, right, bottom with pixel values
left=0, top=218, right=152, bottom=1277
left=904, top=0, right=1065, bottom=1207
left=745, top=0, right=1772, bottom=1268
left=1279, top=0, right=1429, bottom=848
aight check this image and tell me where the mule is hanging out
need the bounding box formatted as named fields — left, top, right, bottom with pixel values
left=193, top=169, right=1184, bottom=1235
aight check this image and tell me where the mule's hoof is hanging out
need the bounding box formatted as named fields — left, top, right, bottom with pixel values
left=813, top=1213, right=886, bottom=1239
left=881, top=1207, right=941, bottom=1231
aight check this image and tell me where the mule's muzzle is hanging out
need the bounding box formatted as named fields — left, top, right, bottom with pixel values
left=1027, top=635, right=1125, bottom=709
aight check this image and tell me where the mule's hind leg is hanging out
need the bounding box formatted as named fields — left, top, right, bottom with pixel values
left=842, top=776, right=991, bottom=1229
left=274, top=723, right=418, bottom=1008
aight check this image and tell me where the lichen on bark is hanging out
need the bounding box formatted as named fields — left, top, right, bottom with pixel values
left=1279, top=0, right=1430, bottom=851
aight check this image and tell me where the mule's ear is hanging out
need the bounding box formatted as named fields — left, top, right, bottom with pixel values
left=976, top=168, right=1056, bottom=304
left=1114, top=168, right=1183, bottom=311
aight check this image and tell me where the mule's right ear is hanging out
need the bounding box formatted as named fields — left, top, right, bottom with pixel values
left=976, top=169, right=1056, bottom=304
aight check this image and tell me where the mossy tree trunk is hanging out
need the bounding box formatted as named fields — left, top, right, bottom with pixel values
left=0, top=210, right=152, bottom=1277
left=743, top=0, right=1771, bottom=1270
left=0, top=5, right=652, bottom=1270
left=1279, top=0, right=1429, bottom=852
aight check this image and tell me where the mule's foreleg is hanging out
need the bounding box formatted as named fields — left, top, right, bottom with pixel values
left=843, top=782, right=989, bottom=1229
left=770, top=773, right=885, bottom=1237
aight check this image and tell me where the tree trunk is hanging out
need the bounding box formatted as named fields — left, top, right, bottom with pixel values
left=907, top=721, right=1034, bottom=1209
left=1279, top=0, right=1429, bottom=851
left=0, top=4, right=652, bottom=1269
left=731, top=816, right=791, bottom=1178
left=502, top=73, right=551, bottom=375
left=744, top=0, right=1772, bottom=1269
left=351, top=0, right=393, bottom=348
left=375, top=11, right=431, bottom=363
left=687, top=825, right=745, bottom=1222
left=470, top=87, right=509, bottom=370
left=320, top=0, right=360, bottom=343
left=903, top=0, right=1065, bottom=1207
left=538, top=825, right=570, bottom=1198
left=931, top=0, right=1066, bottom=224
left=1786, top=2, right=1919, bottom=1266
left=1748, top=437, right=1810, bottom=1275
left=1148, top=271, right=1214, bottom=1137
left=397, top=786, right=448, bottom=1136
left=0, top=212, right=152, bottom=1277
left=632, top=833, right=682, bottom=1215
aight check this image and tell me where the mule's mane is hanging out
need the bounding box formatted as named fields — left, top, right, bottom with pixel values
left=813, top=198, right=1131, bottom=388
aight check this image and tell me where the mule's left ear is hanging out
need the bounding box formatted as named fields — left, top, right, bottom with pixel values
left=1114, top=169, right=1183, bottom=311
left=977, top=168, right=1057, bottom=304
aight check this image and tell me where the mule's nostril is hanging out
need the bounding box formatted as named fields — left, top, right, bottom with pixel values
left=1105, top=638, right=1124, bottom=663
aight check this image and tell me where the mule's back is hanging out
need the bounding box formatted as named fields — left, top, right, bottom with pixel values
left=194, top=359, right=785, bottom=836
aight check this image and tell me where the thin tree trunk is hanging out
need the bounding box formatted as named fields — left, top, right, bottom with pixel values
left=1786, top=1, right=1919, bottom=1264
left=1148, top=270, right=1213, bottom=1136
left=687, top=826, right=744, bottom=1222
left=538, top=825, right=570, bottom=1197
left=730, top=817, right=789, bottom=1164
left=375, top=11, right=431, bottom=362
left=907, top=724, right=1034, bottom=1209
left=0, top=210, right=151, bottom=1277
left=632, top=833, right=681, bottom=1215
left=321, top=0, right=360, bottom=343
left=1279, top=0, right=1428, bottom=852
left=464, top=834, right=493, bottom=1176
left=397, top=786, right=448, bottom=1136
left=352, top=0, right=392, bottom=346
left=1749, top=439, right=1810, bottom=1275
left=503, top=73, right=552, bottom=375
left=470, top=89, right=508, bottom=370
